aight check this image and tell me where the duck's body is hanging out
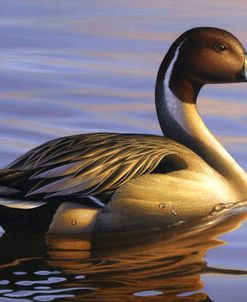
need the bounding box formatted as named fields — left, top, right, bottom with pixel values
left=0, top=133, right=238, bottom=233
left=0, top=27, right=247, bottom=233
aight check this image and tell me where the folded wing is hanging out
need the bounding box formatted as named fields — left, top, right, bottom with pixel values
left=0, top=133, right=191, bottom=208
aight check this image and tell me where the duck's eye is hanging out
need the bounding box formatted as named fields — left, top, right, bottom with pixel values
left=214, top=43, right=227, bottom=52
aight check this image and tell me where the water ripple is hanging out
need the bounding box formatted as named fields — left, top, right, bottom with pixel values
left=34, top=271, right=61, bottom=276
left=0, top=280, right=10, bottom=285
left=13, top=272, right=27, bottom=276
left=15, top=277, right=66, bottom=286
left=133, top=290, right=163, bottom=297
left=33, top=294, right=75, bottom=302
left=4, top=287, right=95, bottom=298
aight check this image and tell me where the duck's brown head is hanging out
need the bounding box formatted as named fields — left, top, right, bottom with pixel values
left=177, top=27, right=246, bottom=84
left=157, top=27, right=247, bottom=103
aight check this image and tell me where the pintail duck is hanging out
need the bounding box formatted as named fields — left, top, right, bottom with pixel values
left=0, top=27, right=247, bottom=233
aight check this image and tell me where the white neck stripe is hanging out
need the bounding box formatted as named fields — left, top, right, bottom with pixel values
left=163, top=39, right=191, bottom=134
left=164, top=38, right=187, bottom=95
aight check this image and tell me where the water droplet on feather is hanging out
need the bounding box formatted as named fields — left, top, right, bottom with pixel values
left=214, top=203, right=225, bottom=211
left=171, top=208, right=179, bottom=216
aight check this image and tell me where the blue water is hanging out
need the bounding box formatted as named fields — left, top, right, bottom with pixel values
left=0, top=1, right=247, bottom=301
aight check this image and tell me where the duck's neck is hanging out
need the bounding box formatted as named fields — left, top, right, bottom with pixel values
left=155, top=43, right=247, bottom=193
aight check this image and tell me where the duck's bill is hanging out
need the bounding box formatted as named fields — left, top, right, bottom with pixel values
left=240, top=54, right=247, bottom=81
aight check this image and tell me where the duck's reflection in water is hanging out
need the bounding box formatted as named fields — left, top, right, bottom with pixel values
left=0, top=211, right=247, bottom=301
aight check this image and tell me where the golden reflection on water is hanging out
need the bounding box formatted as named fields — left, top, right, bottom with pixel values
left=0, top=210, right=246, bottom=301
left=40, top=212, right=247, bottom=301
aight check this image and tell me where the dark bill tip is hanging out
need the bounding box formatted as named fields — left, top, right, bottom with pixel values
left=240, top=53, right=247, bottom=81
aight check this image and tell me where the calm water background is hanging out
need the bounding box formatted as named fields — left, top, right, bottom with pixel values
left=0, top=1, right=247, bottom=301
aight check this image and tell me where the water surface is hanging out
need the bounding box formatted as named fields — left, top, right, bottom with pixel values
left=0, top=1, right=247, bottom=301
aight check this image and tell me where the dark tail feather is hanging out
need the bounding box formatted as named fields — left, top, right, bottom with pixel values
left=0, top=203, right=60, bottom=232
left=0, top=169, right=60, bottom=232
left=0, top=169, right=26, bottom=186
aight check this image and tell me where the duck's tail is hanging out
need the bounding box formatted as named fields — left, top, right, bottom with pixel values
left=0, top=168, right=55, bottom=232
left=0, top=168, right=45, bottom=208
left=0, top=168, right=25, bottom=188
left=0, top=168, right=22, bottom=201
left=0, top=169, right=33, bottom=207
left=0, top=201, right=60, bottom=232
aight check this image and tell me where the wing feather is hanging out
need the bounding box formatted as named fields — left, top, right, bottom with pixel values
left=1, top=133, right=194, bottom=208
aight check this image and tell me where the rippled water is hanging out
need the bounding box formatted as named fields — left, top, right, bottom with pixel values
left=0, top=212, right=247, bottom=301
left=0, top=1, right=247, bottom=301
